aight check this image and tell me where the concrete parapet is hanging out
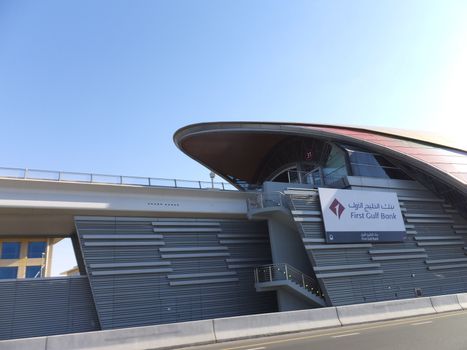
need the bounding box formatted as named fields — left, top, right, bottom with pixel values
left=46, top=319, right=215, bottom=350
left=0, top=337, right=46, bottom=350
left=430, top=294, right=462, bottom=313
left=3, top=293, right=467, bottom=350
left=456, top=293, right=467, bottom=309
left=336, top=297, right=436, bottom=325
left=213, top=307, right=341, bottom=342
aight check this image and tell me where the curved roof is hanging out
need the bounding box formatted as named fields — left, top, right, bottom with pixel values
left=174, top=122, right=467, bottom=194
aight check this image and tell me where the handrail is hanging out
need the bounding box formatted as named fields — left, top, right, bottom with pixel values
left=254, top=263, right=322, bottom=297
left=0, top=166, right=236, bottom=191
left=247, top=191, right=288, bottom=210
left=273, top=168, right=347, bottom=188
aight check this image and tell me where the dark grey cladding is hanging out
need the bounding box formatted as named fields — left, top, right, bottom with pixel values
left=288, top=178, right=467, bottom=306
left=0, top=276, right=99, bottom=340
left=75, top=217, right=277, bottom=330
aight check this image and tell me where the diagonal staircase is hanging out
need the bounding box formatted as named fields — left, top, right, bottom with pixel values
left=254, top=263, right=326, bottom=307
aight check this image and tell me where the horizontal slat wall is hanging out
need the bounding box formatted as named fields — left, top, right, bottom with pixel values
left=75, top=217, right=276, bottom=330
left=0, top=276, right=99, bottom=340
left=288, top=180, right=467, bottom=306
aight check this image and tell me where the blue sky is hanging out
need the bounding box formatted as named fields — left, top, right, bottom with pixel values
left=2, top=0, right=466, bottom=275
left=1, top=0, right=467, bottom=184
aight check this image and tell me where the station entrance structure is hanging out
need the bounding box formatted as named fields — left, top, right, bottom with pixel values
left=0, top=121, right=466, bottom=340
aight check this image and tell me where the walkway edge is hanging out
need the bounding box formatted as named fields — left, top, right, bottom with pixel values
left=2, top=293, right=467, bottom=350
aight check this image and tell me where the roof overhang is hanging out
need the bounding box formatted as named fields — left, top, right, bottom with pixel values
left=174, top=122, right=467, bottom=194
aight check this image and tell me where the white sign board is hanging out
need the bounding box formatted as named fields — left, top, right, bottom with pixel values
left=318, top=188, right=406, bottom=243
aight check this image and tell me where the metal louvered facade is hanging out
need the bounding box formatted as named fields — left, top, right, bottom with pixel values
left=287, top=177, right=467, bottom=306
left=0, top=276, right=99, bottom=340
left=174, top=121, right=467, bottom=308
left=75, top=216, right=277, bottom=330
left=1, top=120, right=467, bottom=341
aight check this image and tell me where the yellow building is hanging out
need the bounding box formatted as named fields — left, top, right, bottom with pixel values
left=0, top=238, right=60, bottom=279
left=60, top=265, right=80, bottom=276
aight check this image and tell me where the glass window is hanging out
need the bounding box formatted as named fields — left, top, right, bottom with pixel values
left=342, top=145, right=412, bottom=180
left=27, top=242, right=47, bottom=258
left=26, top=266, right=42, bottom=278
left=0, top=267, right=18, bottom=279
left=1, top=242, right=21, bottom=259
left=323, top=145, right=348, bottom=183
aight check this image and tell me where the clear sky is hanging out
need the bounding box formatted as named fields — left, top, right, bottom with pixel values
left=1, top=1, right=466, bottom=274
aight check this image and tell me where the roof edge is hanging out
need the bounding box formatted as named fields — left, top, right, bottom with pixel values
left=174, top=121, right=466, bottom=153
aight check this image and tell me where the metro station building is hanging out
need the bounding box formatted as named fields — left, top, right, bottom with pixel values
left=0, top=122, right=466, bottom=340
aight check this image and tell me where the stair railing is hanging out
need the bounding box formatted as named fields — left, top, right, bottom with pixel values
left=254, top=263, right=322, bottom=297
left=247, top=191, right=289, bottom=211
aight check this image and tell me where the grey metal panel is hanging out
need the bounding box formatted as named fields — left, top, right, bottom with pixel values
left=219, top=240, right=269, bottom=244
left=417, top=241, right=464, bottom=246
left=314, top=263, right=381, bottom=271
left=315, top=270, right=383, bottom=278
left=284, top=189, right=318, bottom=195
left=217, top=234, right=268, bottom=238
left=76, top=217, right=277, bottom=330
left=426, top=258, right=467, bottom=264
left=406, top=218, right=455, bottom=223
left=228, top=263, right=270, bottom=269
left=302, top=238, right=326, bottom=243
left=0, top=277, right=99, bottom=340
left=161, top=252, right=230, bottom=258
left=91, top=268, right=173, bottom=276
left=153, top=227, right=221, bottom=233
left=83, top=234, right=164, bottom=239
left=287, top=180, right=467, bottom=307
left=414, top=236, right=461, bottom=240
left=405, top=213, right=452, bottom=218
left=369, top=248, right=425, bottom=254
left=84, top=241, right=165, bottom=246
left=90, top=261, right=171, bottom=268
left=398, top=196, right=444, bottom=202
left=428, top=264, right=467, bottom=270
left=371, top=254, right=428, bottom=261
left=291, top=210, right=321, bottom=215
left=167, top=272, right=236, bottom=279
left=294, top=217, right=323, bottom=222
left=226, top=258, right=269, bottom=262
left=159, top=247, right=228, bottom=252
left=169, top=278, right=240, bottom=286
left=306, top=244, right=373, bottom=249
left=152, top=221, right=220, bottom=226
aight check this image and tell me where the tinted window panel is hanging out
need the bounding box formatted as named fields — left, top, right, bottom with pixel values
left=26, top=265, right=42, bottom=278
left=0, top=267, right=18, bottom=279
left=27, top=242, right=47, bottom=258
left=1, top=242, right=21, bottom=259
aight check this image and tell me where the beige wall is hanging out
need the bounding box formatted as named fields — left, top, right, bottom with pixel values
left=0, top=238, right=58, bottom=278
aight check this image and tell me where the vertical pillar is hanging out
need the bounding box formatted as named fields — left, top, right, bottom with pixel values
left=17, top=239, right=28, bottom=278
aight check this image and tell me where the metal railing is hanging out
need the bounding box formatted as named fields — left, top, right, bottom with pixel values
left=246, top=191, right=289, bottom=210
left=0, top=166, right=237, bottom=191
left=254, top=263, right=321, bottom=296
left=276, top=167, right=347, bottom=188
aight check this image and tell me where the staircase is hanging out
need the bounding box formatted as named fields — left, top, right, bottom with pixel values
left=254, top=263, right=326, bottom=307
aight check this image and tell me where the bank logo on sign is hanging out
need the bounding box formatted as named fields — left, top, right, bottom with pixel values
left=329, top=198, right=345, bottom=219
